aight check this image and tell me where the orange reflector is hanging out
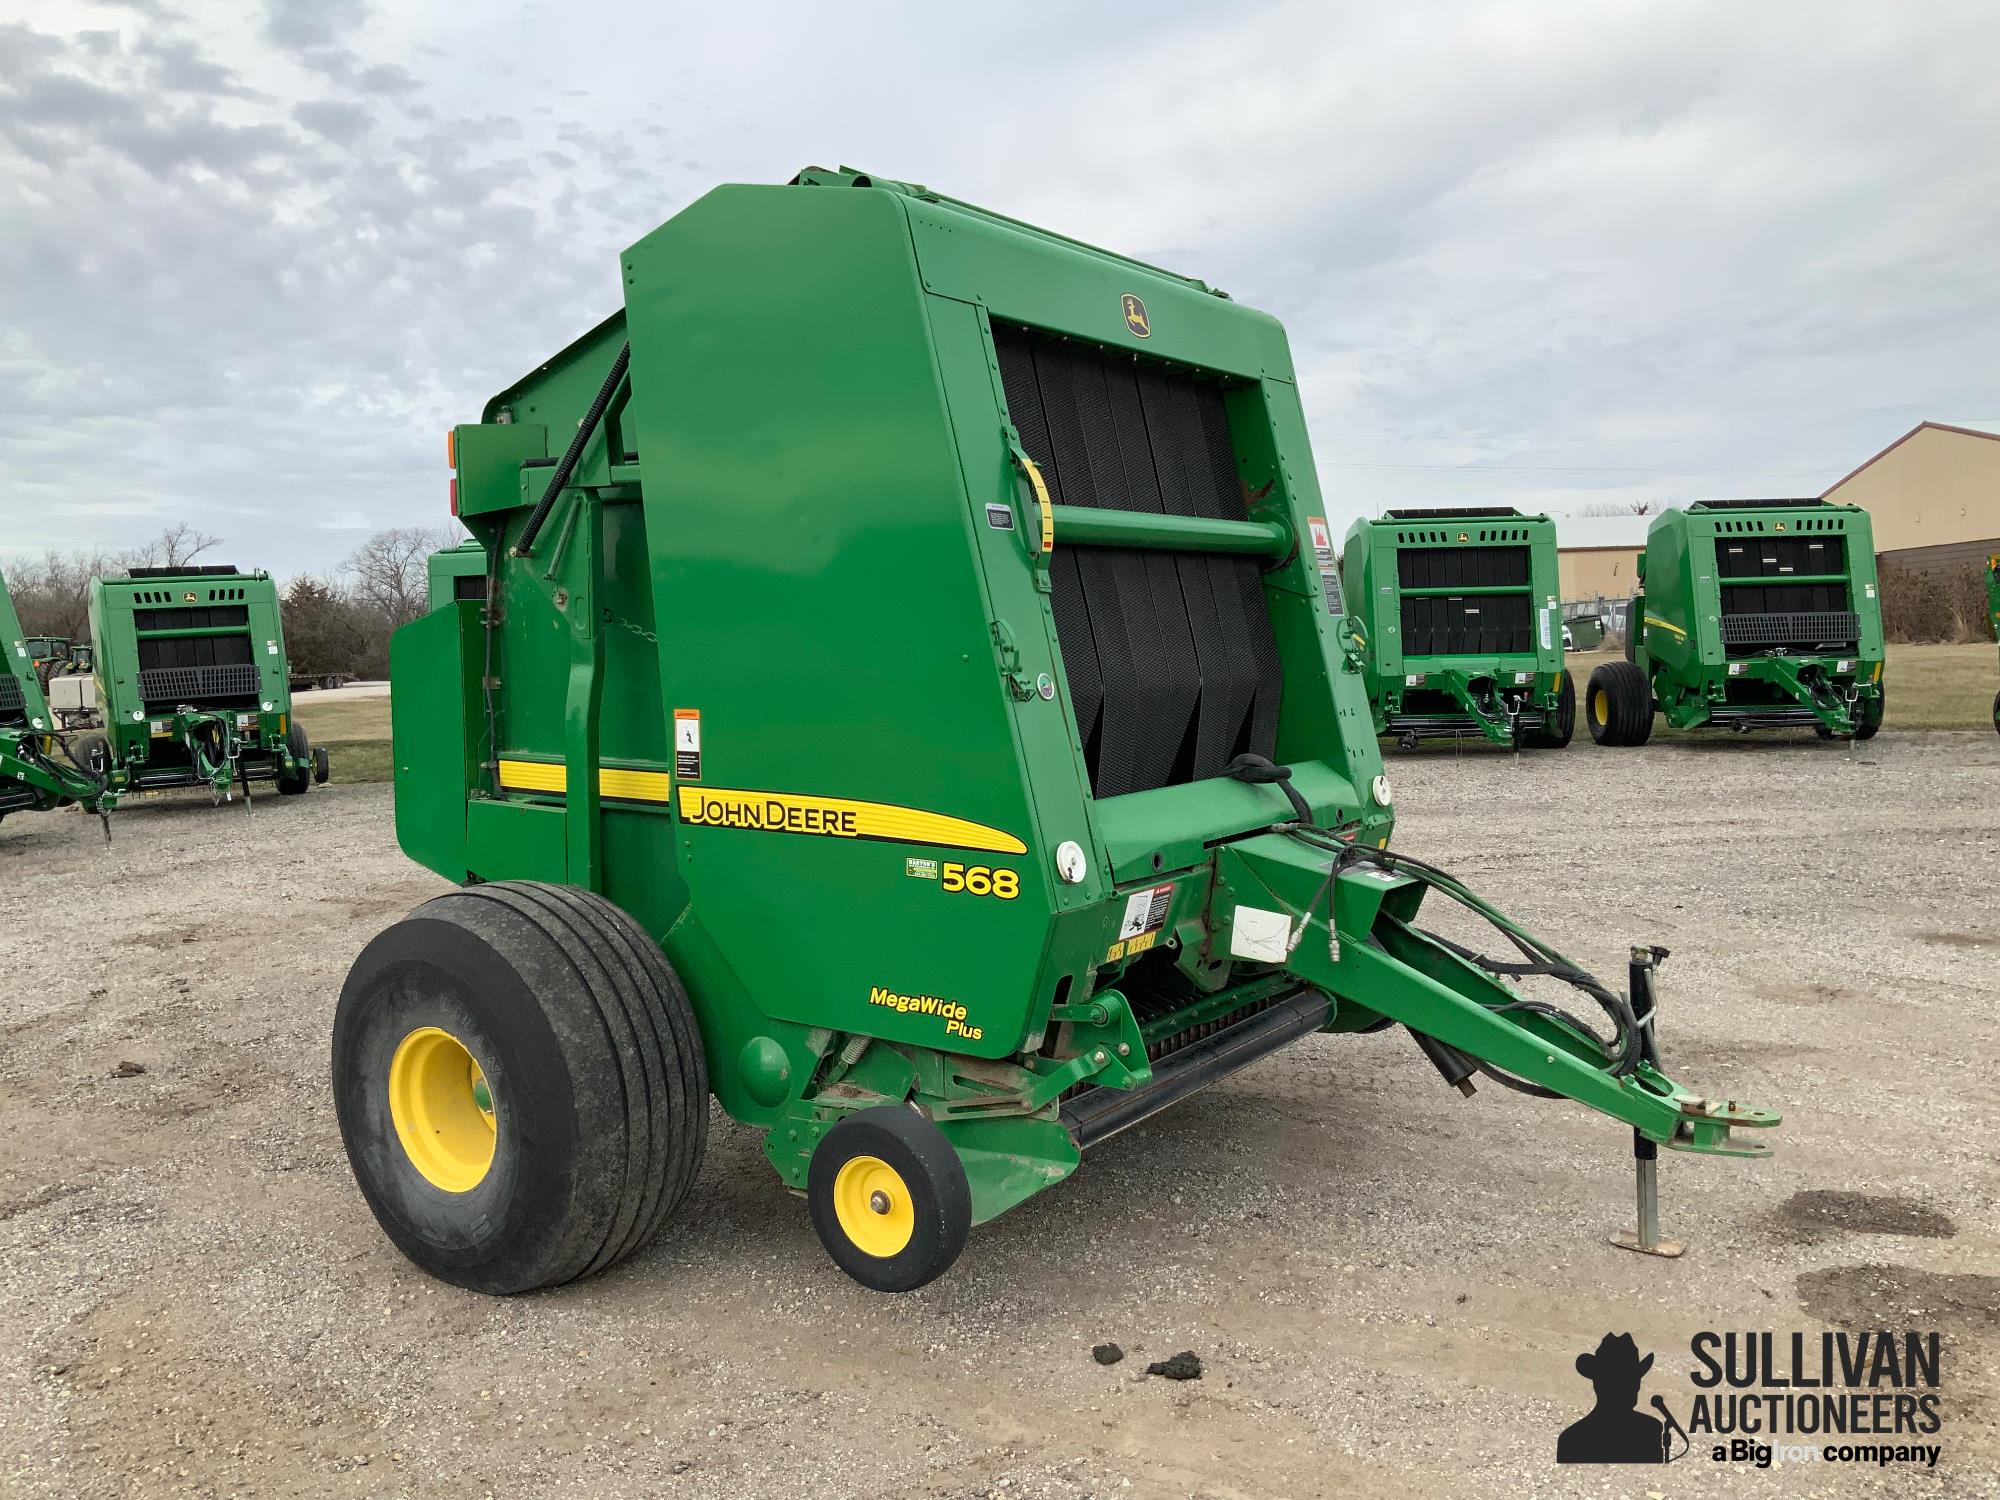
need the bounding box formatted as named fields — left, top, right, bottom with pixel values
left=446, top=429, right=456, bottom=468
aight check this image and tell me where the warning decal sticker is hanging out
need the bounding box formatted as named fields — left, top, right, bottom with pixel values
left=1307, top=516, right=1344, bottom=615
left=1118, top=882, right=1174, bottom=942
left=673, top=708, right=701, bottom=781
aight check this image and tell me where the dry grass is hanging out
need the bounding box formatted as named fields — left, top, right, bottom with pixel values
left=1569, top=642, right=1996, bottom=729
left=288, top=695, right=392, bottom=782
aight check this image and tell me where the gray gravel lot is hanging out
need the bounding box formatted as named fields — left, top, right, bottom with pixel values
left=1, top=731, right=1996, bottom=1498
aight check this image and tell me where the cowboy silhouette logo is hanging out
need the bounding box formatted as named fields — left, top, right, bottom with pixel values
left=1557, top=1333, right=1685, bottom=1464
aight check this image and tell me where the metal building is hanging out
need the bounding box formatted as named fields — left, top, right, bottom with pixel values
left=1556, top=513, right=1651, bottom=615
left=1821, top=421, right=2000, bottom=576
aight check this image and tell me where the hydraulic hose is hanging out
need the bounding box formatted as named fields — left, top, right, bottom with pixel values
left=1274, top=821, right=1644, bottom=1082
left=511, top=341, right=630, bottom=558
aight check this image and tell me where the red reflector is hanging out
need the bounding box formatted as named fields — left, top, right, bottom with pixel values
left=449, top=477, right=459, bottom=516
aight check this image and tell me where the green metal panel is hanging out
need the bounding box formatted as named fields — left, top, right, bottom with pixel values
left=425, top=540, right=488, bottom=613
left=1636, top=501, right=1883, bottom=734
left=0, top=568, right=52, bottom=731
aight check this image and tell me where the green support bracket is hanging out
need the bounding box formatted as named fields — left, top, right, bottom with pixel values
left=563, top=495, right=605, bottom=890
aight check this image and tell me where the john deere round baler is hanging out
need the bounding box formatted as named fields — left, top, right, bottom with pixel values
left=1589, top=499, right=1884, bottom=745
left=1, top=567, right=107, bottom=825
left=336, top=166, right=1777, bottom=1296
left=1341, top=507, right=1574, bottom=749
left=87, top=566, right=328, bottom=807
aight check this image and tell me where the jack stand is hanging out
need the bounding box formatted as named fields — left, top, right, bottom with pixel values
left=1612, top=946, right=1683, bottom=1255
left=1612, top=1130, right=1684, bottom=1257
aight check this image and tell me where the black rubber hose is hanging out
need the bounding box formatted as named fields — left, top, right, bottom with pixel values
left=512, top=341, right=630, bottom=558
left=1226, top=752, right=1313, bottom=824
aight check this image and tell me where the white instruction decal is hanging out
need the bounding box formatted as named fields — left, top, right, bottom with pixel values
left=1307, top=516, right=1344, bottom=615
left=1230, top=906, right=1293, bottom=963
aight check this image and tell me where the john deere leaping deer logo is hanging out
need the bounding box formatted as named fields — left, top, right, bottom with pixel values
left=1121, top=293, right=1151, bottom=339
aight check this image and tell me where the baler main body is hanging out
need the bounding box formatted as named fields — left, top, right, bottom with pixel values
left=1342, top=508, right=1571, bottom=746
left=1, top=569, right=101, bottom=820
left=357, top=167, right=1773, bottom=1294
left=89, top=567, right=323, bottom=805
left=1612, top=500, right=1884, bottom=740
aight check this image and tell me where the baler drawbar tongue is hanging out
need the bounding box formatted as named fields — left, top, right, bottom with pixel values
left=1212, top=824, right=1780, bottom=1158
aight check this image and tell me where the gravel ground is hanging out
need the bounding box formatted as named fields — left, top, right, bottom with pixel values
left=1, top=731, right=1996, bottom=1499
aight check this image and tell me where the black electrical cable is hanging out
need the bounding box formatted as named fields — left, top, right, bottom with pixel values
left=512, top=341, right=630, bottom=558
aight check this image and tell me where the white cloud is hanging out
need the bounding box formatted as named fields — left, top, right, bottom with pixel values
left=1, top=0, right=1996, bottom=572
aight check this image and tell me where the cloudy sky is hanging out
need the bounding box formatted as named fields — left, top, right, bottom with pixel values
left=3, top=0, right=1996, bottom=577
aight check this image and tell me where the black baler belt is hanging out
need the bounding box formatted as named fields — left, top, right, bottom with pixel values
left=992, top=322, right=1281, bottom=798
left=995, top=335, right=1106, bottom=763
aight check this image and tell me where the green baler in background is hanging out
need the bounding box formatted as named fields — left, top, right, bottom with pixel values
left=87, top=566, right=328, bottom=807
left=426, top=538, right=489, bottom=614
left=336, top=166, right=1776, bottom=1298
left=1986, top=553, right=1999, bottom=735
left=1588, top=499, right=1884, bottom=745
left=1341, top=507, right=1573, bottom=749
left=1, top=568, right=106, bottom=825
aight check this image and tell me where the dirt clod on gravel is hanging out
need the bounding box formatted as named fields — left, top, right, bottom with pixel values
left=1145, top=1351, right=1203, bottom=1381
left=1090, top=1342, right=1123, bottom=1366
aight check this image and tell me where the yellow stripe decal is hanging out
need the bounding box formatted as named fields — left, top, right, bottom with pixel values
left=1643, top=614, right=1687, bottom=638
left=676, top=785, right=1026, bottom=855
left=497, top=758, right=672, bottom=803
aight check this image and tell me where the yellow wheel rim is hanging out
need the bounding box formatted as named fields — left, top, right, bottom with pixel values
left=831, top=1154, right=915, bottom=1258
left=1591, top=689, right=1609, bottom=727
left=389, top=1026, right=497, bottom=1193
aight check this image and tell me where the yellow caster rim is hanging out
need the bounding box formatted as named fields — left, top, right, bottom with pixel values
left=831, top=1154, right=915, bottom=1258
left=1591, top=689, right=1609, bottom=727
left=389, top=1026, right=497, bottom=1193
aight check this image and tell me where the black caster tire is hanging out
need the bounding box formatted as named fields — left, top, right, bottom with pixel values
left=808, top=1106, right=970, bottom=1293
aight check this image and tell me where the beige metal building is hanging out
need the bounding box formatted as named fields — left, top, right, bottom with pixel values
left=1555, top=514, right=1651, bottom=605
left=1821, top=421, right=2000, bottom=574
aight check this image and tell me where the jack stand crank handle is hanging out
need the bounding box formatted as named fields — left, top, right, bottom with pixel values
left=1612, top=1128, right=1685, bottom=1258
left=1628, top=944, right=1667, bottom=1068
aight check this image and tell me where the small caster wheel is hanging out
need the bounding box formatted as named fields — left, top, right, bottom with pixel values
left=808, top=1106, right=970, bottom=1292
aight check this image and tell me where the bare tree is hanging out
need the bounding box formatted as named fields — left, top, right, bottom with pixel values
left=1569, top=499, right=1663, bottom=518
left=344, top=526, right=460, bottom=631
left=127, top=522, right=225, bottom=570
left=6, top=547, right=121, bottom=639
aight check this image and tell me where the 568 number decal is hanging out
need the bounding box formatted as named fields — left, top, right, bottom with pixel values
left=941, top=863, right=1018, bottom=900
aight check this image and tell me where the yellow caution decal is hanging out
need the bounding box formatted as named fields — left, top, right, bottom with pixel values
left=677, top=786, right=1026, bottom=855
left=498, top=758, right=672, bottom=803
